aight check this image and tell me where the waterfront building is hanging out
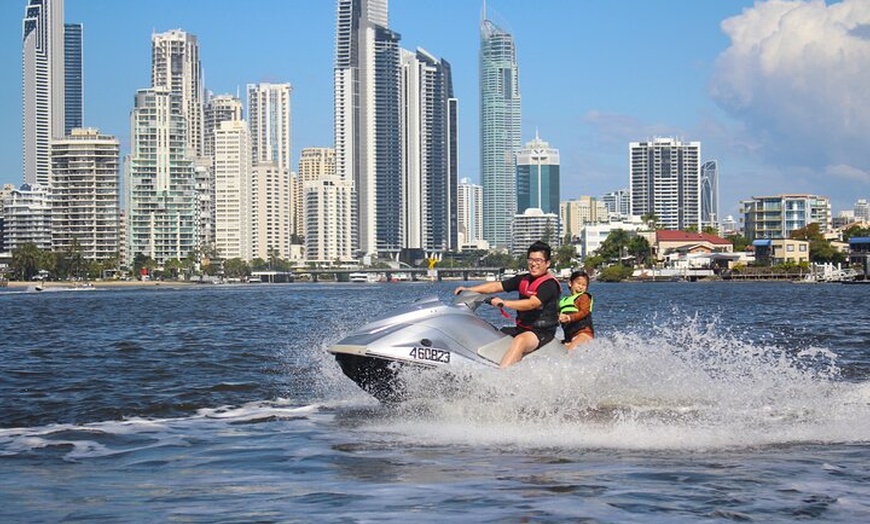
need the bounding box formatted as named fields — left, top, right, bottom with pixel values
left=561, top=196, right=608, bottom=241
left=701, top=160, right=719, bottom=232
left=752, top=238, right=810, bottom=265
left=629, top=138, right=702, bottom=231
left=298, top=147, right=336, bottom=244
left=193, top=159, right=214, bottom=258
left=457, top=177, right=485, bottom=251
left=303, top=175, right=355, bottom=264
left=516, top=134, right=559, bottom=216
left=652, top=230, right=732, bottom=262
left=335, top=0, right=403, bottom=259
left=151, top=29, right=204, bottom=158
left=1, top=184, right=52, bottom=252
left=510, top=208, right=560, bottom=258
left=125, top=88, right=197, bottom=266
left=50, top=128, right=119, bottom=261
left=740, top=194, right=832, bottom=241
left=63, top=22, right=83, bottom=135
left=250, top=163, right=292, bottom=262
left=480, top=10, right=521, bottom=249
left=213, top=120, right=252, bottom=262
left=247, top=83, right=293, bottom=173
left=401, top=47, right=456, bottom=255
left=203, top=93, right=243, bottom=161
left=579, top=218, right=645, bottom=260
left=22, top=0, right=65, bottom=186
left=601, top=189, right=630, bottom=220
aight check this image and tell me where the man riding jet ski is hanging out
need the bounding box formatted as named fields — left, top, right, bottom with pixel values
left=328, top=241, right=566, bottom=402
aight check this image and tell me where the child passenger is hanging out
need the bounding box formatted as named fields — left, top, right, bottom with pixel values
left=558, top=270, right=594, bottom=349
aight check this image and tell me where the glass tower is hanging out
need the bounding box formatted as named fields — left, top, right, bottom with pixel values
left=479, top=12, right=521, bottom=249
left=64, top=22, right=83, bottom=135
left=516, top=134, right=560, bottom=215
left=22, top=0, right=65, bottom=186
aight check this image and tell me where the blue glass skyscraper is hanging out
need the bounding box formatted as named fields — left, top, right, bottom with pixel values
left=479, top=11, right=521, bottom=249
left=64, top=22, right=83, bottom=135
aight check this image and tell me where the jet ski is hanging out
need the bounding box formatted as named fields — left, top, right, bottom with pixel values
left=328, top=291, right=566, bottom=402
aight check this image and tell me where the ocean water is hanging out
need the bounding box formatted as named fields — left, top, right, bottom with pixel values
left=0, top=281, right=868, bottom=523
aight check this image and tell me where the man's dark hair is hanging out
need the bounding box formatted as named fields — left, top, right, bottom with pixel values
left=527, top=240, right=552, bottom=261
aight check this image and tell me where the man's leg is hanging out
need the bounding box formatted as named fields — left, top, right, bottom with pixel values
left=499, top=331, right=540, bottom=369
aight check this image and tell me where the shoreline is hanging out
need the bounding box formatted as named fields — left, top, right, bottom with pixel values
left=2, top=280, right=194, bottom=289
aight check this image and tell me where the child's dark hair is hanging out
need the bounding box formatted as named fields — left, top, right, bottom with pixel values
left=569, top=270, right=589, bottom=282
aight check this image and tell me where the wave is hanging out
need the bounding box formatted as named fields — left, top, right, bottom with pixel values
left=357, top=314, right=870, bottom=450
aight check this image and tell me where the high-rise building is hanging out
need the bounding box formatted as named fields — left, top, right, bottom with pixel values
left=247, top=83, right=293, bottom=173
left=213, top=120, right=252, bottom=262
left=457, top=177, right=484, bottom=250
left=151, top=29, right=204, bottom=158
left=63, top=22, right=83, bottom=135
left=401, top=47, right=455, bottom=254
left=0, top=184, right=52, bottom=252
left=203, top=93, right=243, bottom=160
left=601, top=189, right=630, bottom=220
left=303, top=174, right=355, bottom=264
left=561, top=196, right=608, bottom=241
left=125, top=88, right=197, bottom=265
left=335, top=0, right=403, bottom=259
left=629, top=138, right=702, bottom=231
left=22, top=0, right=65, bottom=186
left=297, top=147, right=336, bottom=243
left=516, top=134, right=559, bottom=215
left=50, top=128, right=119, bottom=261
left=740, top=194, right=832, bottom=241
left=701, top=159, right=719, bottom=232
left=854, top=199, right=869, bottom=222
left=480, top=10, right=521, bottom=249
left=251, top=163, right=292, bottom=261
left=510, top=208, right=560, bottom=258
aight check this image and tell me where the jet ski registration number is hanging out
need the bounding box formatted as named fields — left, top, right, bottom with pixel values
left=409, top=347, right=451, bottom=364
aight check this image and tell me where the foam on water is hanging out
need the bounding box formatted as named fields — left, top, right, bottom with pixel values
left=361, top=314, right=870, bottom=450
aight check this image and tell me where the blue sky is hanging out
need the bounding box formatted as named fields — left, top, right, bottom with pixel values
left=2, top=0, right=868, bottom=218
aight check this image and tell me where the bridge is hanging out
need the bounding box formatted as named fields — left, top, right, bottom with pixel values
left=298, top=267, right=508, bottom=283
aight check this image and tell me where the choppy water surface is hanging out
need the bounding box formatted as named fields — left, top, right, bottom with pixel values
left=1, top=281, right=868, bottom=522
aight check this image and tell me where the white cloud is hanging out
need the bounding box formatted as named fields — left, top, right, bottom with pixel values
left=711, top=0, right=870, bottom=175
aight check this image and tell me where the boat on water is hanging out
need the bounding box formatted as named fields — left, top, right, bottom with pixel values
left=327, top=291, right=565, bottom=402
left=348, top=272, right=373, bottom=283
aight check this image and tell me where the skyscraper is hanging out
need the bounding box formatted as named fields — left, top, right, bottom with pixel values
left=457, top=177, right=483, bottom=250
left=247, top=82, right=293, bottom=173
left=51, top=128, right=119, bottom=261
left=401, top=47, right=455, bottom=254
left=701, top=159, right=719, bottom=232
left=516, top=133, right=559, bottom=215
left=629, top=138, right=701, bottom=231
left=151, top=29, right=204, bottom=158
left=334, top=0, right=403, bottom=259
left=22, top=0, right=65, bottom=186
left=63, top=22, right=83, bottom=135
left=213, top=120, right=252, bottom=261
left=125, top=88, right=197, bottom=265
left=480, top=10, right=521, bottom=249
left=203, top=93, right=243, bottom=160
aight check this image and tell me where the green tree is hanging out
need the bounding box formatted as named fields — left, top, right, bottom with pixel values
left=10, top=242, right=49, bottom=280
left=552, top=243, right=577, bottom=269
left=223, top=258, right=250, bottom=278
left=641, top=213, right=660, bottom=230
left=481, top=251, right=517, bottom=269
left=132, top=253, right=157, bottom=279
left=626, top=235, right=652, bottom=267
left=726, top=234, right=750, bottom=252
left=597, top=264, right=634, bottom=282
left=843, top=225, right=870, bottom=241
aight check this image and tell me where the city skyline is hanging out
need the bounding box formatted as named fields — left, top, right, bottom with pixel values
left=2, top=0, right=868, bottom=218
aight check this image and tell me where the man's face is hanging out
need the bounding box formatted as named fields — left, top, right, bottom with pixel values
left=526, top=250, right=550, bottom=277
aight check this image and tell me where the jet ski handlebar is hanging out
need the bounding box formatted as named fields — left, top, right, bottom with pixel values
left=452, top=290, right=488, bottom=312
